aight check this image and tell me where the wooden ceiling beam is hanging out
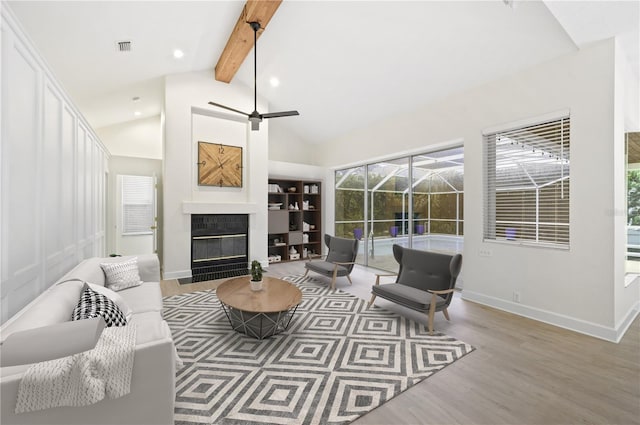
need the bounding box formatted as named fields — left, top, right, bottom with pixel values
left=215, top=0, right=283, bottom=83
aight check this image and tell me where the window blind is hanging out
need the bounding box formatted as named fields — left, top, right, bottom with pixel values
left=122, top=175, right=154, bottom=235
left=484, top=116, right=570, bottom=247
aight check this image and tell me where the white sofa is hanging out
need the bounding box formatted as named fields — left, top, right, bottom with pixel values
left=0, top=254, right=176, bottom=425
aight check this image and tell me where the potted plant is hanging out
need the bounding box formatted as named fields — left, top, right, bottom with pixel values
left=250, top=260, right=263, bottom=291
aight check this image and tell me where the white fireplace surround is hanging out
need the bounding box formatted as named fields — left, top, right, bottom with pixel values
left=182, top=202, right=258, bottom=215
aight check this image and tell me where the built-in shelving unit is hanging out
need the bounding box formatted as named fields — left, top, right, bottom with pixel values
left=268, top=178, right=322, bottom=263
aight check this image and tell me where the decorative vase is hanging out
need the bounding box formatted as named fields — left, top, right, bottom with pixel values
left=250, top=280, right=263, bottom=291
left=354, top=228, right=363, bottom=240
left=389, top=226, right=398, bottom=237
left=416, top=224, right=425, bottom=235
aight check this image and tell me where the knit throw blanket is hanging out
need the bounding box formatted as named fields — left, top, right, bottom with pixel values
left=15, top=325, right=136, bottom=414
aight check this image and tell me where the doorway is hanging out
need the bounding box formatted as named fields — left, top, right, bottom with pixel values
left=115, top=174, right=157, bottom=256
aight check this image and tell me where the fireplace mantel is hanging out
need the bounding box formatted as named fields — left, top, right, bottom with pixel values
left=182, top=201, right=258, bottom=215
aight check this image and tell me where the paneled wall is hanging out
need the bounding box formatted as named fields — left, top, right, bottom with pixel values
left=1, top=5, right=109, bottom=324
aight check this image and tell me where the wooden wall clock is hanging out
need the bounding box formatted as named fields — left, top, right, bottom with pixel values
left=197, top=142, right=243, bottom=187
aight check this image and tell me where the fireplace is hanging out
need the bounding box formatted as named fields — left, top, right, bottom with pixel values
left=189, top=214, right=249, bottom=282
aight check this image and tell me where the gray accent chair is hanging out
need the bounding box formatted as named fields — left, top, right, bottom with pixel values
left=304, top=234, right=359, bottom=290
left=369, top=245, right=462, bottom=334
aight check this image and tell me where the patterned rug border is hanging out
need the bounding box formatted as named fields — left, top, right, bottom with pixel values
left=164, top=274, right=475, bottom=425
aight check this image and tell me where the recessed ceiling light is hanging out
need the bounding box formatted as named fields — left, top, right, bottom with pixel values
left=173, top=49, right=184, bottom=59
left=269, top=77, right=280, bottom=87
left=134, top=111, right=141, bottom=116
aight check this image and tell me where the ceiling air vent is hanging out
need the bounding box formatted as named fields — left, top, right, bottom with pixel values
left=117, top=41, right=131, bottom=52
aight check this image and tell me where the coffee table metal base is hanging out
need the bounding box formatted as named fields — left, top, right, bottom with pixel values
left=220, top=304, right=298, bottom=339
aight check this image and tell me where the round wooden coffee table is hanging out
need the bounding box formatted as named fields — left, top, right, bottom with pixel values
left=216, top=276, right=302, bottom=339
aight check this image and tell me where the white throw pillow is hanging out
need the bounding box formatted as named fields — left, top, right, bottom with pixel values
left=87, top=283, right=133, bottom=320
left=100, top=257, right=143, bottom=292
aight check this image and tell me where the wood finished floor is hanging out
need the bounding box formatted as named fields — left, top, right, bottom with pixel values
left=161, top=262, right=640, bottom=425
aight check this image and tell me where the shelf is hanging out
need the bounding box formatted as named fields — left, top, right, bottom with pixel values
left=268, top=177, right=322, bottom=263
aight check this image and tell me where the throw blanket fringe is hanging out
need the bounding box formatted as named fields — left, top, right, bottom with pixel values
left=15, top=325, right=136, bottom=414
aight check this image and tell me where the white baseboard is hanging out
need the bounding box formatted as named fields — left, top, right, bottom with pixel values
left=461, top=291, right=639, bottom=343
left=615, top=300, right=640, bottom=343
left=162, top=269, right=192, bottom=280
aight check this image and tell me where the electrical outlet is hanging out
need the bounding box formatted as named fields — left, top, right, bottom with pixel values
left=478, top=248, right=493, bottom=257
left=513, top=291, right=521, bottom=303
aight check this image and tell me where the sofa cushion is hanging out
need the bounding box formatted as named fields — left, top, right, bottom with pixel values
left=71, top=284, right=128, bottom=327
left=101, top=257, right=143, bottom=291
left=127, top=312, right=171, bottom=345
left=117, top=282, right=163, bottom=314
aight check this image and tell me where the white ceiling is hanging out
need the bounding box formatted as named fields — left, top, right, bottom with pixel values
left=8, top=0, right=639, bottom=145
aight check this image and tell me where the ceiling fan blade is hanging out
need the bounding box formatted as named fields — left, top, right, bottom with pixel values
left=261, top=110, right=300, bottom=119
left=207, top=101, right=250, bottom=117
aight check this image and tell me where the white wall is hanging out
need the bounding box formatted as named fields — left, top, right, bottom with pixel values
left=317, top=39, right=639, bottom=341
left=96, top=115, right=162, bottom=159
left=268, top=123, right=315, bottom=164
left=163, top=71, right=268, bottom=279
left=1, top=5, right=108, bottom=324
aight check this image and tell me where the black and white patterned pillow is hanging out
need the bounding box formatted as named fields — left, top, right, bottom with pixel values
left=71, top=284, right=128, bottom=327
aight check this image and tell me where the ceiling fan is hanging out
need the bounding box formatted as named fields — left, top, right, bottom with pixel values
left=208, top=21, right=299, bottom=131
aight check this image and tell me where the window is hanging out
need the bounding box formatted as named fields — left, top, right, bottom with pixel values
left=121, top=175, right=154, bottom=235
left=484, top=116, right=570, bottom=247
left=334, top=146, right=464, bottom=270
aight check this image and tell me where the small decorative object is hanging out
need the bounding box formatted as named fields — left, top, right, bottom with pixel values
left=304, top=185, right=309, bottom=194
left=289, top=204, right=295, bottom=210
left=288, top=187, right=296, bottom=193
left=302, top=221, right=310, bottom=231
left=303, top=233, right=309, bottom=243
left=415, top=224, right=425, bottom=235
left=311, top=184, right=318, bottom=194
left=354, top=228, right=363, bottom=240
left=303, top=248, right=308, bottom=258
left=302, top=200, right=309, bottom=210
left=294, top=202, right=299, bottom=210
left=310, top=224, right=315, bottom=230
left=390, top=226, right=398, bottom=238
left=250, top=260, right=263, bottom=291
left=290, top=253, right=300, bottom=260
left=505, top=227, right=516, bottom=240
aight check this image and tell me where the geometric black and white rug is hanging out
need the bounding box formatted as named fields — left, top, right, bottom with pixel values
left=163, top=275, right=474, bottom=425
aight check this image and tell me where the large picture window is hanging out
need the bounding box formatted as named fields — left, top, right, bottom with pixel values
left=335, top=146, right=464, bottom=271
left=483, top=116, right=570, bottom=247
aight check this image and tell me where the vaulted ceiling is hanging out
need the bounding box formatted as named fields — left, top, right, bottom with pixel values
left=7, top=1, right=639, bottom=146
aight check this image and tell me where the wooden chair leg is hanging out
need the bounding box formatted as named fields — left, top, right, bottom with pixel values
left=368, top=293, right=377, bottom=307
left=346, top=274, right=353, bottom=285
left=427, top=293, right=438, bottom=335
left=442, top=307, right=450, bottom=321
left=331, top=268, right=339, bottom=290
left=427, top=309, right=435, bottom=335
left=303, top=268, right=309, bottom=277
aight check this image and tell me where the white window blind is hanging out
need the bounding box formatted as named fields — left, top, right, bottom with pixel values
left=484, top=116, right=570, bottom=247
left=122, top=175, right=154, bottom=235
